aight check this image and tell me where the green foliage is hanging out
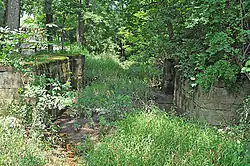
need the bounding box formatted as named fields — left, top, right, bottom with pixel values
left=84, top=55, right=124, bottom=85
left=1, top=75, right=74, bottom=164
left=125, top=61, right=161, bottom=85
left=78, top=81, right=134, bottom=121
left=0, top=27, right=22, bottom=64
left=0, top=27, right=37, bottom=69
left=2, top=0, right=250, bottom=163
left=8, top=75, right=74, bottom=136
left=17, top=0, right=250, bottom=91
left=77, top=55, right=156, bottom=122
left=236, top=96, right=250, bottom=128
left=79, top=0, right=249, bottom=89
left=206, top=32, right=234, bottom=57
left=0, top=117, right=46, bottom=165
left=0, top=0, right=4, bottom=26
left=85, top=110, right=250, bottom=166
left=74, top=135, right=94, bottom=156
left=196, top=60, right=240, bottom=89
left=242, top=60, right=250, bottom=73
left=85, top=55, right=160, bottom=86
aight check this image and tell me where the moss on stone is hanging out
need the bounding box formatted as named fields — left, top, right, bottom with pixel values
left=23, top=53, right=82, bottom=66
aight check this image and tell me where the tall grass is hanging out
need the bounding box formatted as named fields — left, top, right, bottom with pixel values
left=85, top=110, right=250, bottom=166
left=77, top=55, right=158, bottom=121
left=0, top=117, right=46, bottom=166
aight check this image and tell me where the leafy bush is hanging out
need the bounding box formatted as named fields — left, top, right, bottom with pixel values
left=85, top=110, right=250, bottom=166
left=0, top=27, right=24, bottom=65
left=7, top=75, right=74, bottom=135
left=0, top=75, right=75, bottom=165
left=196, top=60, right=240, bottom=89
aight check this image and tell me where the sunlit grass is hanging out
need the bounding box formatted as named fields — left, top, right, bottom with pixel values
left=77, top=54, right=157, bottom=121
left=85, top=110, right=250, bottom=166
left=0, top=117, right=46, bottom=166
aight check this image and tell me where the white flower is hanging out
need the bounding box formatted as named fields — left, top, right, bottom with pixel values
left=190, top=77, right=196, bottom=81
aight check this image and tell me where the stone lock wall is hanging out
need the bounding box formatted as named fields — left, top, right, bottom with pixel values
left=161, top=59, right=175, bottom=109
left=35, top=55, right=85, bottom=90
left=0, top=55, right=85, bottom=112
left=0, top=66, right=23, bottom=112
left=163, top=59, right=250, bottom=125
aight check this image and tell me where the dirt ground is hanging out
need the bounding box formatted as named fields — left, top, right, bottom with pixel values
left=45, top=110, right=101, bottom=166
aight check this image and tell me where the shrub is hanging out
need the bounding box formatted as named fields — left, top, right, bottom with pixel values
left=9, top=75, right=74, bottom=126
left=196, top=60, right=240, bottom=89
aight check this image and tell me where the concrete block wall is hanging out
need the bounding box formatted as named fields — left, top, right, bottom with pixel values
left=189, top=81, right=250, bottom=125
left=0, top=55, right=85, bottom=112
left=163, top=59, right=250, bottom=125
left=0, top=67, right=22, bottom=112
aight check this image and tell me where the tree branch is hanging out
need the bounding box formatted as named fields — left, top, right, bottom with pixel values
left=243, top=43, right=250, bottom=58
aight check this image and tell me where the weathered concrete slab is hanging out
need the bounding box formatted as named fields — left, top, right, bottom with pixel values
left=0, top=72, right=22, bottom=89
left=0, top=54, right=85, bottom=113
left=162, top=59, right=250, bottom=125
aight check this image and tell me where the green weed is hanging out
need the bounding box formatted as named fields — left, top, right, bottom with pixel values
left=85, top=110, right=250, bottom=166
left=0, top=117, right=46, bottom=166
left=77, top=55, right=155, bottom=121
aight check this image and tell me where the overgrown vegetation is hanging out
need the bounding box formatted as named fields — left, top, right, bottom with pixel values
left=85, top=110, right=250, bottom=166
left=10, top=75, right=74, bottom=123
left=0, top=75, right=75, bottom=165
left=76, top=55, right=159, bottom=121
left=0, top=117, right=46, bottom=165
left=1, top=0, right=250, bottom=165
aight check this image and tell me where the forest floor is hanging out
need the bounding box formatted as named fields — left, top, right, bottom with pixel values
left=45, top=110, right=100, bottom=166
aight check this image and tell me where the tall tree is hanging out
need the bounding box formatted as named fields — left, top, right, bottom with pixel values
left=7, top=0, right=20, bottom=30
left=76, top=0, right=85, bottom=45
left=91, top=0, right=95, bottom=11
left=0, top=0, right=5, bottom=26
left=45, top=0, right=53, bottom=51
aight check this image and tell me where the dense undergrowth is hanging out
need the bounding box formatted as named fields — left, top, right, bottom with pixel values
left=73, top=52, right=250, bottom=166
left=85, top=110, right=250, bottom=166
left=0, top=117, right=46, bottom=165
left=1, top=0, right=250, bottom=164
left=0, top=75, right=75, bottom=165
left=76, top=54, right=160, bottom=121
left=1, top=50, right=250, bottom=165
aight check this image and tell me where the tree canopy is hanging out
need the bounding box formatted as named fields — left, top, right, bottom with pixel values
left=1, top=0, right=250, bottom=89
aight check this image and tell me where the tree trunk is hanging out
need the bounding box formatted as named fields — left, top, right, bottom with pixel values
left=91, top=0, right=95, bottom=11
left=84, top=0, right=90, bottom=39
left=0, top=0, right=6, bottom=26
left=61, top=15, right=66, bottom=52
left=86, top=0, right=89, bottom=9
left=45, top=0, right=53, bottom=51
left=168, top=22, right=174, bottom=40
left=7, top=0, right=20, bottom=30
left=225, top=0, right=230, bottom=8
left=77, top=0, right=85, bottom=45
left=3, top=0, right=8, bottom=26
left=119, top=40, right=126, bottom=60
left=77, top=12, right=84, bottom=45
